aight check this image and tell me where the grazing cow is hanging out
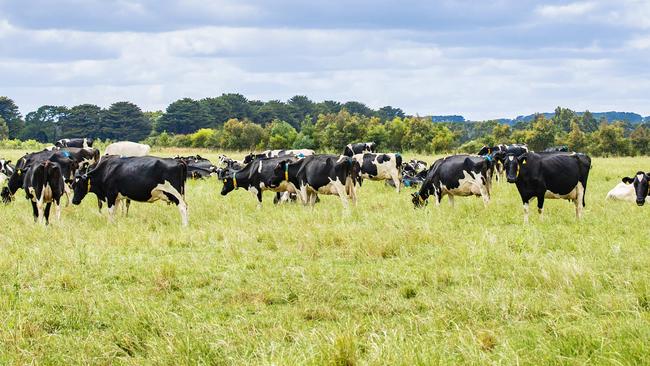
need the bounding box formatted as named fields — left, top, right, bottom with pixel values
left=621, top=172, right=650, bottom=206
left=606, top=181, right=649, bottom=203
left=221, top=156, right=300, bottom=207
left=2, top=150, right=79, bottom=204
left=103, top=141, right=150, bottom=158
left=23, top=160, right=66, bottom=224
left=242, top=149, right=315, bottom=164
left=544, top=145, right=569, bottom=152
left=72, top=156, right=189, bottom=226
left=269, top=154, right=360, bottom=207
left=343, top=142, right=377, bottom=157
left=174, top=155, right=217, bottom=179
left=1, top=159, right=14, bottom=186
left=412, top=155, right=492, bottom=208
left=55, top=138, right=94, bottom=148
left=218, top=155, right=245, bottom=171
left=353, top=153, right=403, bottom=192
left=503, top=152, right=591, bottom=222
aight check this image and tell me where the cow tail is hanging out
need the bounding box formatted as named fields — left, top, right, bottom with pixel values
left=180, top=161, right=187, bottom=196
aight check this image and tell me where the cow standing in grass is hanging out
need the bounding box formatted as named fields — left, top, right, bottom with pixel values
left=352, top=153, right=402, bottom=192
left=412, top=155, right=492, bottom=208
left=72, top=156, right=189, bottom=226
left=23, top=160, right=66, bottom=224
left=503, top=152, right=591, bottom=222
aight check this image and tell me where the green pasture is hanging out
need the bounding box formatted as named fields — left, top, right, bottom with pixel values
left=1, top=148, right=649, bottom=365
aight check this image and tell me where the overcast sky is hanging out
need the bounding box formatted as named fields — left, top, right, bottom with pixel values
left=1, top=0, right=649, bottom=120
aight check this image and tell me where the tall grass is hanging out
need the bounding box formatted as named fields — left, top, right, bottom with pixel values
left=1, top=149, right=649, bottom=365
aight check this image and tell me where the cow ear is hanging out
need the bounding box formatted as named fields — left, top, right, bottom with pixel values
left=622, top=177, right=634, bottom=184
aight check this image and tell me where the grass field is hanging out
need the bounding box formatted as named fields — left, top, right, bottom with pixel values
left=1, top=148, right=650, bottom=365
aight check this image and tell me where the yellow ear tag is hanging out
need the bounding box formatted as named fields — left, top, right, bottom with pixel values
left=522, top=160, right=527, bottom=165
left=17, top=170, right=21, bottom=176
left=233, top=176, right=237, bottom=188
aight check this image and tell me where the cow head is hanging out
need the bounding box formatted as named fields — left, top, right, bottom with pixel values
left=71, top=174, right=91, bottom=205
left=271, top=159, right=293, bottom=187
left=411, top=191, right=428, bottom=208
left=0, top=159, right=11, bottom=175
left=220, top=172, right=238, bottom=195
left=622, top=172, right=650, bottom=206
left=504, top=154, right=526, bottom=183
left=243, top=153, right=256, bottom=165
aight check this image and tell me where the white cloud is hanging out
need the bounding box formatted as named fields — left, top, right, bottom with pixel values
left=537, top=2, right=596, bottom=18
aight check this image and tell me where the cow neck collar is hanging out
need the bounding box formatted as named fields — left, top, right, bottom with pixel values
left=233, top=171, right=238, bottom=189
left=284, top=164, right=289, bottom=181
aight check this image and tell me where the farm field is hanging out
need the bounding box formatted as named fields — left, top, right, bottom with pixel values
left=1, top=148, right=650, bottom=365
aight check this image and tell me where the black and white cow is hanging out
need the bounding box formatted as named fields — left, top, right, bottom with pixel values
left=412, top=155, right=492, bottom=208
left=55, top=138, right=94, bottom=148
left=269, top=154, right=360, bottom=207
left=1, top=158, right=14, bottom=186
left=23, top=160, right=66, bottom=224
left=544, top=145, right=569, bottom=152
left=343, top=142, right=377, bottom=157
left=218, top=155, right=245, bottom=171
left=352, top=153, right=402, bottom=192
left=2, top=150, right=79, bottom=204
left=72, top=156, right=189, bottom=226
left=174, top=155, right=217, bottom=179
left=242, top=149, right=315, bottom=164
left=477, top=144, right=507, bottom=156
left=221, top=156, right=300, bottom=207
left=621, top=172, right=650, bottom=206
left=503, top=152, right=591, bottom=222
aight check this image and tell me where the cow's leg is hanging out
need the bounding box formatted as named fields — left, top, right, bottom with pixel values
left=575, top=183, right=584, bottom=219
left=448, top=195, right=455, bottom=208
left=106, top=194, right=118, bottom=222
left=44, top=202, right=52, bottom=225
left=154, top=180, right=189, bottom=226
left=125, top=199, right=131, bottom=217
left=36, top=199, right=45, bottom=224
left=298, top=185, right=309, bottom=206
left=333, top=181, right=349, bottom=209
left=536, top=194, right=545, bottom=220
left=392, top=173, right=401, bottom=193
left=479, top=182, right=490, bottom=207
left=309, top=192, right=318, bottom=206
left=97, top=199, right=103, bottom=213
left=523, top=201, right=530, bottom=224
left=274, top=192, right=281, bottom=204
left=55, top=197, right=61, bottom=221
left=64, top=184, right=71, bottom=207
left=31, top=201, right=39, bottom=223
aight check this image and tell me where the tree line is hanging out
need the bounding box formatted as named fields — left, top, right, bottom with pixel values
left=1, top=95, right=649, bottom=156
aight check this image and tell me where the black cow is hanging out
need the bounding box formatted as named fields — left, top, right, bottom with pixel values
left=412, top=155, right=492, bottom=208
left=55, top=138, right=94, bottom=148
left=544, top=145, right=569, bottom=152
left=221, top=156, right=300, bottom=206
left=622, top=172, right=650, bottom=206
left=343, top=142, right=377, bottom=157
left=72, top=156, right=189, bottom=226
left=477, top=144, right=507, bottom=156
left=174, top=155, right=217, bottom=179
left=22, top=160, right=66, bottom=224
left=242, top=149, right=315, bottom=165
left=503, top=152, right=591, bottom=222
left=269, top=154, right=360, bottom=207
left=2, top=150, right=79, bottom=204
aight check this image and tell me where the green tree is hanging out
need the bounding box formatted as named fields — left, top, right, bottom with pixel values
left=403, top=117, right=435, bottom=153
left=314, top=110, right=368, bottom=151
left=157, top=98, right=209, bottom=134
left=314, top=100, right=342, bottom=116
left=492, top=123, right=511, bottom=143
left=365, top=117, right=389, bottom=150
left=101, top=101, right=151, bottom=141
left=0, top=96, right=24, bottom=139
left=566, top=121, right=587, bottom=152
left=288, top=95, right=316, bottom=123
left=385, top=117, right=408, bottom=151
left=61, top=104, right=102, bottom=138
left=21, top=105, right=68, bottom=142
left=580, top=110, right=599, bottom=133
left=591, top=122, right=631, bottom=156
left=221, top=119, right=267, bottom=150
left=342, top=101, right=374, bottom=117
left=552, top=106, right=577, bottom=132
left=144, top=110, right=164, bottom=131
left=0, top=116, right=9, bottom=139
left=254, top=100, right=296, bottom=127
left=267, top=119, right=298, bottom=149
left=431, top=125, right=456, bottom=153
left=293, top=117, right=317, bottom=149
left=630, top=125, right=650, bottom=155
left=526, top=114, right=556, bottom=151
left=377, top=106, right=404, bottom=121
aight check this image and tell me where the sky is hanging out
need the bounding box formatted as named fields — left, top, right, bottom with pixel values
left=1, top=0, right=650, bottom=120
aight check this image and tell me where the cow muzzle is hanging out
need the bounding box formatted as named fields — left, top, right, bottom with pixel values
left=637, top=199, right=645, bottom=207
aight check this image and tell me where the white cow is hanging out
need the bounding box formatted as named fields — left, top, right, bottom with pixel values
left=103, top=141, right=150, bottom=159
left=606, top=182, right=649, bottom=203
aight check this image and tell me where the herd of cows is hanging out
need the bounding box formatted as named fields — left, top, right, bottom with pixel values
left=0, top=139, right=649, bottom=227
